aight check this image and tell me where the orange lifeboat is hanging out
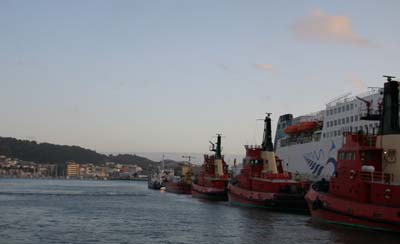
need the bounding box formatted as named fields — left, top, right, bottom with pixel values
left=284, top=125, right=299, bottom=134
left=297, top=121, right=318, bottom=133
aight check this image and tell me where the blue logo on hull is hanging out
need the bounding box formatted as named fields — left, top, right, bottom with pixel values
left=304, top=156, right=325, bottom=176
left=303, top=140, right=338, bottom=177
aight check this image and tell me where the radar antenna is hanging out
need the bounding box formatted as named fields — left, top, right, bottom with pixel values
left=383, top=75, right=396, bottom=82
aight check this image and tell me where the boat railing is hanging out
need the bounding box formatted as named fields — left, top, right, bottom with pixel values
left=360, top=171, right=393, bottom=184
left=244, top=145, right=262, bottom=149
left=261, top=172, right=292, bottom=180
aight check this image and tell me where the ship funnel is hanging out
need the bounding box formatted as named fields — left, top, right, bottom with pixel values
left=210, top=134, right=223, bottom=159
left=378, top=75, right=400, bottom=182
left=262, top=113, right=274, bottom=152
left=261, top=113, right=278, bottom=174
left=380, top=75, right=400, bottom=135
left=211, top=134, right=224, bottom=176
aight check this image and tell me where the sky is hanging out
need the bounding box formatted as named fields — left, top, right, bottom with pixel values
left=1, top=0, right=400, bottom=156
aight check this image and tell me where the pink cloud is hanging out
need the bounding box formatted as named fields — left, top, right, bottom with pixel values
left=292, top=9, right=371, bottom=47
left=254, top=63, right=279, bottom=74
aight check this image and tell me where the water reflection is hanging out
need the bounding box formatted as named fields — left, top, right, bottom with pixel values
left=0, top=179, right=398, bottom=244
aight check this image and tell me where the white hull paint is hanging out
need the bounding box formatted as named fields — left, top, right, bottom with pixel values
left=276, top=137, right=342, bottom=181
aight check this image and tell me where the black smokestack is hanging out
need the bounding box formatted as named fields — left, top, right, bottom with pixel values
left=380, top=76, right=400, bottom=135
left=262, top=114, right=274, bottom=151
left=215, top=134, right=222, bottom=159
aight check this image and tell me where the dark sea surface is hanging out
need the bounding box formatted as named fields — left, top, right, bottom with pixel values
left=0, top=179, right=398, bottom=244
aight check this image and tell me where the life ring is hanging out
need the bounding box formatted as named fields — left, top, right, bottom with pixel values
left=384, top=188, right=392, bottom=200
left=349, top=170, right=357, bottom=180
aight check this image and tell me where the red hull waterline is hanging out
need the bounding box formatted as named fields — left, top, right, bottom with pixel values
left=306, top=186, right=400, bottom=232
left=191, top=183, right=228, bottom=201
left=228, top=184, right=309, bottom=213
left=165, top=182, right=191, bottom=194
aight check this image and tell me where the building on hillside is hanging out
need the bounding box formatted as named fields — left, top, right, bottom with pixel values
left=66, top=161, right=80, bottom=177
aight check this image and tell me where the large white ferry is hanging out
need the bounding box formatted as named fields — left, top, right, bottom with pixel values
left=274, top=87, right=384, bottom=181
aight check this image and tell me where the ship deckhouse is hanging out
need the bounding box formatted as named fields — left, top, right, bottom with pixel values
left=275, top=88, right=383, bottom=180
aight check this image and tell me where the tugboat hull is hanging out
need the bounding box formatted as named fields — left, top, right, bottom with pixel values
left=228, top=183, right=309, bottom=213
left=165, top=182, right=191, bottom=194
left=148, top=180, right=163, bottom=190
left=306, top=185, right=400, bottom=232
left=191, top=183, right=228, bottom=201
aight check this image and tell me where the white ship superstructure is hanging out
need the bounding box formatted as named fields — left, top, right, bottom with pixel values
left=274, top=88, right=383, bottom=181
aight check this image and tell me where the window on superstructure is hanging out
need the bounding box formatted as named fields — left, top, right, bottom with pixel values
left=345, top=152, right=356, bottom=160
left=338, top=107, right=341, bottom=113
left=350, top=103, right=354, bottom=110
left=346, top=104, right=349, bottom=111
left=346, top=117, right=349, bottom=123
left=345, top=152, right=350, bottom=160
left=334, top=108, right=337, bottom=114
left=350, top=116, right=354, bottom=122
left=334, top=120, right=337, bottom=126
left=342, top=118, right=345, bottom=124
left=342, top=106, right=345, bottom=112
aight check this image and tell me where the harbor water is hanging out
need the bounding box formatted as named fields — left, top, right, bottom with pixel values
left=0, top=179, right=398, bottom=244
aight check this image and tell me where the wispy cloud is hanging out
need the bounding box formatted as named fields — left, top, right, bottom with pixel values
left=292, top=9, right=371, bottom=47
left=254, top=63, right=279, bottom=74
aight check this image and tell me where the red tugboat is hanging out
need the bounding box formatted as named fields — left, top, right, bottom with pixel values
left=228, top=114, right=310, bottom=212
left=165, top=162, right=193, bottom=194
left=306, top=75, right=400, bottom=232
left=192, top=134, right=230, bottom=201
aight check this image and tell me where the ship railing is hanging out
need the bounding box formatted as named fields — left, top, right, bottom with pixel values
left=360, top=171, right=393, bottom=184
left=342, top=132, right=377, bottom=146
left=244, top=145, right=262, bottom=149
left=357, top=88, right=382, bottom=100
left=261, top=172, right=292, bottom=180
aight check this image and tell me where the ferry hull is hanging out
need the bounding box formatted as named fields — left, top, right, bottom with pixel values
left=165, top=182, right=191, bottom=194
left=191, top=183, right=228, bottom=201
left=228, top=184, right=309, bottom=213
left=276, top=138, right=342, bottom=181
left=306, top=186, right=400, bottom=232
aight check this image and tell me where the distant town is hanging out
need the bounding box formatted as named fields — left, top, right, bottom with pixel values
left=0, top=155, right=147, bottom=180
